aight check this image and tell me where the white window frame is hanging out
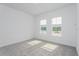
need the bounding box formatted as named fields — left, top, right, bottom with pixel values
left=51, top=17, right=62, bottom=37
left=40, top=19, right=47, bottom=34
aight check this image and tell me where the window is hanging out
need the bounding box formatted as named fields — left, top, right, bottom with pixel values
left=51, top=17, right=62, bottom=37
left=40, top=19, right=47, bottom=34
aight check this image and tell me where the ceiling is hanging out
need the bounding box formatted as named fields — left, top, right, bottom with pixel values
left=2, top=3, right=72, bottom=16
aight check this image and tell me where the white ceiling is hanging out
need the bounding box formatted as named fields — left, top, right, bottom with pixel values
left=2, top=3, right=72, bottom=16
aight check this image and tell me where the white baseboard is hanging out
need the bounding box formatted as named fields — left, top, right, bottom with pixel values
left=76, top=47, right=79, bottom=56
left=0, top=37, right=33, bottom=48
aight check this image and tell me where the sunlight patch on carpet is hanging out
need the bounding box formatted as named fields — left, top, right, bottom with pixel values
left=41, top=43, right=59, bottom=52
left=27, top=40, right=42, bottom=46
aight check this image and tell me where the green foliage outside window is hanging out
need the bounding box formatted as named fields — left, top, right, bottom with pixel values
left=53, top=26, right=61, bottom=33
left=41, top=26, right=47, bottom=31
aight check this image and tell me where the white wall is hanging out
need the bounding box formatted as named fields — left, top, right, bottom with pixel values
left=35, top=4, right=77, bottom=47
left=77, top=4, right=79, bottom=55
left=0, top=5, right=34, bottom=47
left=0, top=4, right=77, bottom=48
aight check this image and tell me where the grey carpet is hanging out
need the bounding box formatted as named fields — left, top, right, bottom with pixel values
left=0, top=39, right=78, bottom=56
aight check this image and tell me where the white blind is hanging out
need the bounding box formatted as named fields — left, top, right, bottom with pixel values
left=52, top=17, right=62, bottom=24
left=40, top=19, right=47, bottom=25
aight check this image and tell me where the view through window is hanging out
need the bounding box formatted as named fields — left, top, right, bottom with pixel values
left=40, top=19, right=47, bottom=34
left=40, top=17, right=62, bottom=37
left=51, top=17, right=62, bottom=37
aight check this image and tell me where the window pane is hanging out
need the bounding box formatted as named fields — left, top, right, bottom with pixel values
left=40, top=19, right=47, bottom=34
left=40, top=19, right=47, bottom=25
left=56, top=17, right=62, bottom=24
left=52, top=18, right=57, bottom=24
left=40, top=26, right=47, bottom=34
left=41, top=26, right=47, bottom=31
left=51, top=17, right=62, bottom=37
left=52, top=26, right=61, bottom=33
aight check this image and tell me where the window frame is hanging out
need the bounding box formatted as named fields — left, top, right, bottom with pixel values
left=40, top=19, right=47, bottom=34
left=51, top=17, right=62, bottom=37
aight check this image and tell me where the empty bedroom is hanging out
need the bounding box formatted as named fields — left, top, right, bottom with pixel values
left=0, top=3, right=79, bottom=56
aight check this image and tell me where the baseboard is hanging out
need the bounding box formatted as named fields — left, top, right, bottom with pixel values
left=0, top=37, right=34, bottom=48
left=34, top=37, right=76, bottom=48
left=76, top=47, right=79, bottom=56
